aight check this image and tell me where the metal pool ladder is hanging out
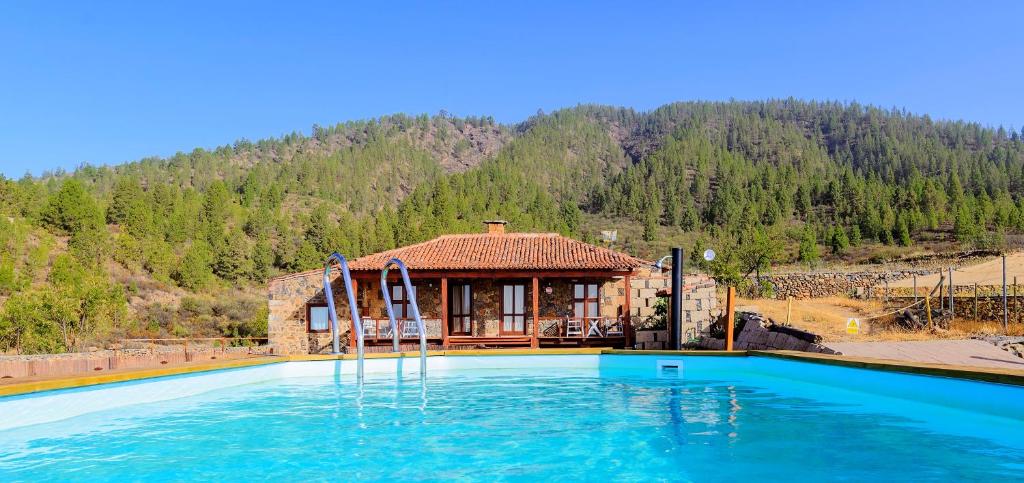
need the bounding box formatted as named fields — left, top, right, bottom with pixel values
left=380, top=257, right=428, bottom=378
left=323, top=252, right=367, bottom=378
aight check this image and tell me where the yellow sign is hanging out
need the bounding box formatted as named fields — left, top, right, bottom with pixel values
left=846, top=318, right=860, bottom=335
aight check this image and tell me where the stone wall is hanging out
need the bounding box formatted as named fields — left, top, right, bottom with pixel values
left=750, top=270, right=936, bottom=300
left=696, top=312, right=836, bottom=353
left=268, top=270, right=346, bottom=355
left=629, top=269, right=718, bottom=342
left=634, top=330, right=670, bottom=350
left=0, top=346, right=267, bottom=380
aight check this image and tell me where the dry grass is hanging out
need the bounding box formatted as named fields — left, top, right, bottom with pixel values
left=737, top=295, right=1024, bottom=342
left=949, top=319, right=1024, bottom=337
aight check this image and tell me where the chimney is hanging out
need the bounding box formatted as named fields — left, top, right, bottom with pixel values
left=484, top=220, right=507, bottom=235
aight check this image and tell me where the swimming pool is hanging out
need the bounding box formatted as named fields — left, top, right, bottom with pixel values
left=1, top=354, right=1022, bottom=481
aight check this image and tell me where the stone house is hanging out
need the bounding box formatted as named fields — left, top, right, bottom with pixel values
left=268, top=221, right=715, bottom=354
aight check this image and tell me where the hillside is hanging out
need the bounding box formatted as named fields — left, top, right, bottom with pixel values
left=2, top=100, right=1023, bottom=354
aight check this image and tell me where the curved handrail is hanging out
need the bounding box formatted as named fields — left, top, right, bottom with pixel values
left=380, top=258, right=427, bottom=376
left=323, top=252, right=364, bottom=377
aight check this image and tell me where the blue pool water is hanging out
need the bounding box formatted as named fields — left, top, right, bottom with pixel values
left=0, top=355, right=1022, bottom=481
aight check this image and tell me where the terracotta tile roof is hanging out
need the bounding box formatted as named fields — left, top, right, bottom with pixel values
left=346, top=233, right=647, bottom=272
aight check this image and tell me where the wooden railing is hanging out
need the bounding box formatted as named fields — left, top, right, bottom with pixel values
left=539, top=316, right=627, bottom=338
left=359, top=318, right=442, bottom=340
left=358, top=317, right=630, bottom=341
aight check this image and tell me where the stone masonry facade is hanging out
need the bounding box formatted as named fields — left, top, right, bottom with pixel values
left=267, top=267, right=709, bottom=354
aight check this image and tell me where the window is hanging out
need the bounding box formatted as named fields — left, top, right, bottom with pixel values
left=450, top=283, right=473, bottom=335
left=357, top=284, right=372, bottom=318
left=501, top=284, right=526, bottom=334
left=573, top=282, right=600, bottom=319
left=390, top=284, right=417, bottom=319
left=307, top=304, right=330, bottom=333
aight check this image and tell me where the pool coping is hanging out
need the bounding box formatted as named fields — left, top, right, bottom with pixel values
left=1, top=348, right=1022, bottom=398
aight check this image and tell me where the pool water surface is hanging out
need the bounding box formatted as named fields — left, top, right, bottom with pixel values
left=0, top=355, right=1022, bottom=481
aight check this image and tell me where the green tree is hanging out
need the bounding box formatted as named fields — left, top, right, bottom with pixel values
left=830, top=226, right=850, bottom=255
left=798, top=227, right=820, bottom=266
left=213, top=230, right=251, bottom=282
left=252, top=235, right=274, bottom=280
left=41, top=179, right=103, bottom=236
left=953, top=205, right=980, bottom=245
left=174, top=242, right=214, bottom=290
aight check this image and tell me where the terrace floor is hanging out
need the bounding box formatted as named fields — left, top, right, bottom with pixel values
left=826, top=339, right=1024, bottom=370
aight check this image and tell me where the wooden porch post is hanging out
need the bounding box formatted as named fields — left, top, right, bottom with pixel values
left=349, top=278, right=359, bottom=350
left=441, top=277, right=450, bottom=348
left=623, top=274, right=632, bottom=349
left=531, top=277, right=540, bottom=349
left=725, top=286, right=736, bottom=352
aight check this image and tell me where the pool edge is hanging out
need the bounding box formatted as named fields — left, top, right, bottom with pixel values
left=3, top=348, right=1023, bottom=398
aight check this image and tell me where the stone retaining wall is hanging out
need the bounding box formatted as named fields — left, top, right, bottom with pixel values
left=0, top=346, right=268, bottom=380
left=695, top=312, right=836, bottom=353
left=749, top=270, right=936, bottom=300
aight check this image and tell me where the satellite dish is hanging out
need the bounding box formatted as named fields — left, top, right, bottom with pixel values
left=703, top=249, right=716, bottom=262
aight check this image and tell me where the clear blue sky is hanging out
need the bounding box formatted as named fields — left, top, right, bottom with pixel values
left=1, top=0, right=1021, bottom=177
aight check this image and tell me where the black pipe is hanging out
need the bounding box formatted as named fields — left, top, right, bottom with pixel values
left=670, top=247, right=683, bottom=350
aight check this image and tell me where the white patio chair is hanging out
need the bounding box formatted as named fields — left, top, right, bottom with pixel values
left=379, top=320, right=395, bottom=339
left=585, top=317, right=603, bottom=338
left=565, top=318, right=583, bottom=337
left=605, top=318, right=624, bottom=337
left=401, top=320, right=419, bottom=338
left=362, top=317, right=377, bottom=339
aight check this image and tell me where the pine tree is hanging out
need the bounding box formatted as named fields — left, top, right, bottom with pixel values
left=174, top=242, right=214, bottom=290
left=895, top=217, right=912, bottom=247
left=252, top=235, right=274, bottom=280
left=798, top=227, right=820, bottom=266
left=830, top=226, right=850, bottom=255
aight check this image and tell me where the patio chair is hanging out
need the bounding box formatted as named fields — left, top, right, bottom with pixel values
left=379, top=321, right=394, bottom=339
left=565, top=318, right=583, bottom=337
left=585, top=317, right=603, bottom=338
left=401, top=320, right=419, bottom=338
left=605, top=318, right=624, bottom=337
left=362, top=317, right=377, bottom=339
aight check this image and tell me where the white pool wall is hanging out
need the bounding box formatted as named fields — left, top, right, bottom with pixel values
left=1, top=354, right=1021, bottom=432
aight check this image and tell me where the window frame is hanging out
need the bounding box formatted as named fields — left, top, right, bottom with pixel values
left=499, top=283, right=527, bottom=335
left=306, top=303, right=331, bottom=333
left=572, top=282, right=601, bottom=320
left=449, top=282, right=474, bottom=335
left=389, top=283, right=418, bottom=320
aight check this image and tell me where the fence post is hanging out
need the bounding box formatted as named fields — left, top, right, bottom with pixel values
left=939, top=279, right=944, bottom=311
left=1007, top=276, right=1015, bottom=325
left=786, top=296, right=793, bottom=326
left=948, top=267, right=953, bottom=319
left=924, top=294, right=934, bottom=330
left=1003, top=254, right=1008, bottom=334
left=974, top=283, right=979, bottom=324
left=913, top=274, right=918, bottom=305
